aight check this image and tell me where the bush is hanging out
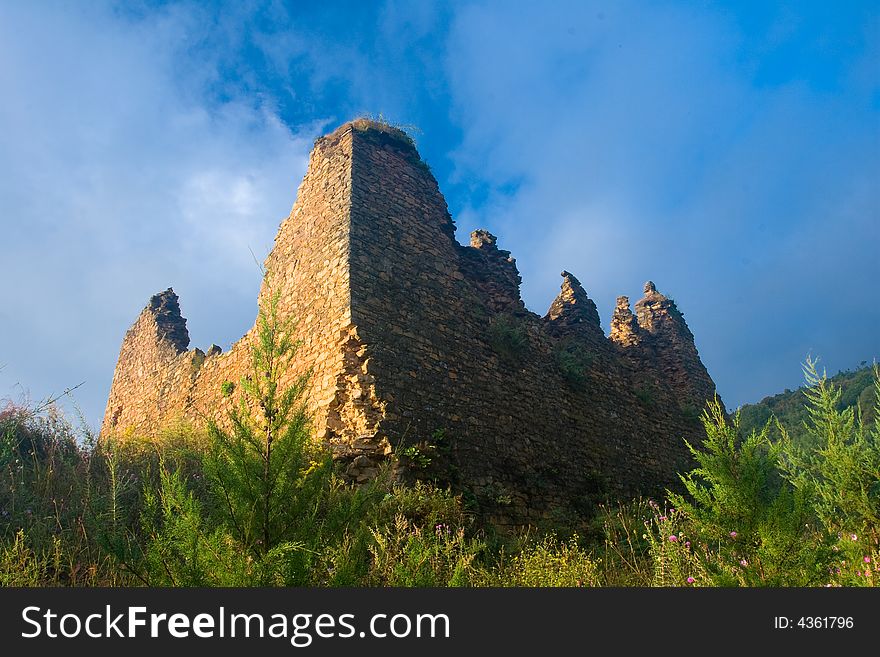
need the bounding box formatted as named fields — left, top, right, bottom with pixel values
left=488, top=314, right=529, bottom=363
left=204, top=289, right=332, bottom=567
left=655, top=361, right=880, bottom=587
left=779, top=359, right=880, bottom=586
left=666, top=398, right=827, bottom=586
left=478, top=533, right=598, bottom=586
left=554, top=340, right=594, bottom=389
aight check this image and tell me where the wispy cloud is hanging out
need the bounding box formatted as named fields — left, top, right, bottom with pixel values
left=0, top=2, right=320, bottom=425
left=443, top=0, right=879, bottom=405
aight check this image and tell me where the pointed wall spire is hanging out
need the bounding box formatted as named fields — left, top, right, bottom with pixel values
left=609, top=295, right=641, bottom=347
left=545, top=271, right=601, bottom=328
left=633, top=280, right=717, bottom=407
left=635, top=281, right=683, bottom=336
left=462, top=229, right=524, bottom=312
left=146, top=288, right=190, bottom=353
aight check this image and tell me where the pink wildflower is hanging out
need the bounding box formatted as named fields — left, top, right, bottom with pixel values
left=686, top=577, right=695, bottom=584
left=669, top=535, right=678, bottom=542
left=729, top=531, right=737, bottom=538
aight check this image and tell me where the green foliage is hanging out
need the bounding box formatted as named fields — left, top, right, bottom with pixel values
left=779, top=360, right=880, bottom=539
left=479, top=533, right=598, bottom=586
left=488, top=313, right=529, bottom=364
left=739, top=361, right=876, bottom=445
left=778, top=359, right=880, bottom=586
left=204, top=290, right=332, bottom=563
left=0, top=403, right=125, bottom=585
left=650, top=362, right=880, bottom=587
left=137, top=465, right=250, bottom=586
left=399, top=443, right=432, bottom=469
left=635, top=385, right=656, bottom=406
left=3, top=355, right=878, bottom=588
left=679, top=403, right=702, bottom=424
left=220, top=380, right=235, bottom=397
left=667, top=398, right=826, bottom=585
left=316, top=474, right=480, bottom=587
left=0, top=530, right=60, bottom=586
left=592, top=499, right=654, bottom=586
left=365, top=515, right=479, bottom=586
left=554, top=340, right=594, bottom=388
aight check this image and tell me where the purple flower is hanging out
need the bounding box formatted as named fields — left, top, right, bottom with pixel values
left=659, top=515, right=668, bottom=522
left=740, top=559, right=748, bottom=567
left=685, top=541, right=691, bottom=549
left=669, top=535, right=678, bottom=542
left=864, top=556, right=871, bottom=564
left=686, top=577, right=695, bottom=584
left=729, top=531, right=737, bottom=538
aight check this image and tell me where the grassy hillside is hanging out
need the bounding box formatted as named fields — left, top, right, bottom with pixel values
left=739, top=363, right=877, bottom=443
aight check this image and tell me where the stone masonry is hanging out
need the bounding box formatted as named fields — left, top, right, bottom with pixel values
left=102, top=119, right=720, bottom=525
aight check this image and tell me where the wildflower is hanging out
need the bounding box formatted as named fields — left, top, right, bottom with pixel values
left=686, top=577, right=695, bottom=584
left=659, top=515, right=668, bottom=522
left=851, top=534, right=858, bottom=541
left=669, top=535, right=678, bottom=542
left=857, top=571, right=863, bottom=577
left=729, top=531, right=737, bottom=538
left=685, top=541, right=691, bottom=549
left=740, top=559, right=748, bottom=567
left=864, top=557, right=871, bottom=564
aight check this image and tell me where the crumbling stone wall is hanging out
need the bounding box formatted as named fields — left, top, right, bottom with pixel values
left=102, top=119, right=720, bottom=525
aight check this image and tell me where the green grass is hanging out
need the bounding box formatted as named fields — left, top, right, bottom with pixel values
left=2, top=360, right=876, bottom=588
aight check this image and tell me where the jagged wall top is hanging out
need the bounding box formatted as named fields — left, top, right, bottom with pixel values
left=146, top=288, right=190, bottom=353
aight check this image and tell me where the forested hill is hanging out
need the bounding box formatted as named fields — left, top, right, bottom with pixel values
left=738, top=363, right=877, bottom=442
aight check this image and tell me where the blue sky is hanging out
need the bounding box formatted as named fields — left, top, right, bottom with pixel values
left=0, top=1, right=877, bottom=431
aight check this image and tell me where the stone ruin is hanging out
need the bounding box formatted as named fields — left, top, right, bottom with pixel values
left=102, top=119, right=720, bottom=525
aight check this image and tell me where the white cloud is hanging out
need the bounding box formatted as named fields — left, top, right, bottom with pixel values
left=0, top=3, right=320, bottom=427
left=442, top=0, right=879, bottom=405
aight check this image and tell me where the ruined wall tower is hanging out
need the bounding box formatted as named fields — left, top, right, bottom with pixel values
left=102, top=119, right=720, bottom=525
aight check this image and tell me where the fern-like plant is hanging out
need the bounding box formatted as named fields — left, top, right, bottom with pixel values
left=204, top=288, right=332, bottom=566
